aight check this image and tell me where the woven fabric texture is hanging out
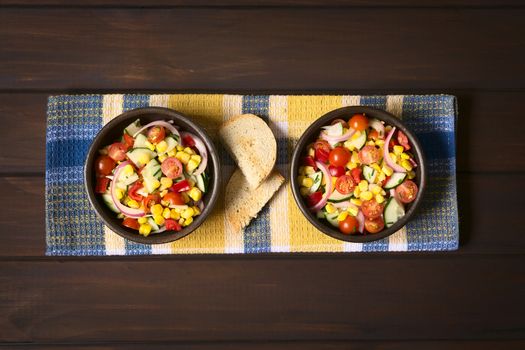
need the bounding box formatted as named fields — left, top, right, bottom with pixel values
left=46, top=94, right=458, bottom=255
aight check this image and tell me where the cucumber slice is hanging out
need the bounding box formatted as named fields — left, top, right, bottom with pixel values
left=147, top=217, right=160, bottom=231
left=308, top=171, right=323, bottom=193
left=316, top=210, right=326, bottom=219
left=325, top=212, right=339, bottom=227
left=124, top=119, right=141, bottom=136
left=363, top=165, right=377, bottom=183
left=164, top=136, right=178, bottom=154
left=126, top=148, right=156, bottom=168
left=347, top=130, right=367, bottom=150
left=327, top=190, right=352, bottom=203
left=121, top=173, right=139, bottom=186
left=134, top=134, right=148, bottom=148
left=196, top=173, right=208, bottom=193
left=143, top=174, right=159, bottom=193
left=384, top=197, right=405, bottom=228
left=384, top=172, right=407, bottom=189
left=102, top=193, right=120, bottom=213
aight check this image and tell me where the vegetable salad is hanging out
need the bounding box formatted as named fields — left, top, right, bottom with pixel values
left=298, top=114, right=419, bottom=235
left=94, top=119, right=210, bottom=236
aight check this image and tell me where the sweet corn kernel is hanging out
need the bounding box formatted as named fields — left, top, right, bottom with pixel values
left=178, top=218, right=185, bottom=225
left=381, top=190, right=387, bottom=196
left=170, top=209, right=181, bottom=220
left=344, top=140, right=355, bottom=151
left=401, top=152, right=410, bottom=160
left=372, top=163, right=382, bottom=173
left=188, top=187, right=202, bottom=202
left=127, top=199, right=140, bottom=209
left=304, top=166, right=315, bottom=175
left=122, top=164, right=134, bottom=176
left=192, top=205, right=201, bottom=216
left=138, top=153, right=151, bottom=166
left=183, top=217, right=193, bottom=227
left=347, top=162, right=357, bottom=169
left=150, top=204, right=163, bottom=216
left=321, top=175, right=327, bottom=185
left=393, top=145, right=404, bottom=155
left=325, top=203, right=336, bottom=214
left=331, top=177, right=337, bottom=188
left=160, top=177, right=173, bottom=191
left=375, top=139, right=385, bottom=146
left=162, top=207, right=172, bottom=219
left=337, top=211, right=349, bottom=222
left=351, top=131, right=361, bottom=140
left=154, top=215, right=165, bottom=226
left=144, top=140, right=155, bottom=151
left=298, top=166, right=306, bottom=175
left=389, top=153, right=398, bottom=163
left=139, top=224, right=152, bottom=236
left=167, top=149, right=177, bottom=157
left=156, top=140, right=168, bottom=153
left=297, top=175, right=305, bottom=184
left=176, top=145, right=184, bottom=151
left=401, top=159, right=413, bottom=171
left=377, top=172, right=386, bottom=183
left=366, top=140, right=376, bottom=146
left=307, top=148, right=315, bottom=157
left=151, top=179, right=160, bottom=190
left=347, top=206, right=359, bottom=217
left=359, top=180, right=368, bottom=192
left=186, top=159, right=200, bottom=173
left=353, top=186, right=361, bottom=198
left=115, top=188, right=124, bottom=200
left=370, top=184, right=381, bottom=195
left=382, top=165, right=394, bottom=176
left=190, top=154, right=202, bottom=164
left=176, top=151, right=191, bottom=164
left=181, top=207, right=195, bottom=219
left=300, top=187, right=310, bottom=196
left=158, top=154, right=168, bottom=163
left=138, top=217, right=148, bottom=224
left=351, top=152, right=359, bottom=164
left=375, top=194, right=385, bottom=204
left=360, top=191, right=373, bottom=201
left=408, top=171, right=416, bottom=179
left=184, top=147, right=195, bottom=155
left=350, top=198, right=362, bottom=206
left=181, top=192, right=190, bottom=203
left=302, top=177, right=314, bottom=188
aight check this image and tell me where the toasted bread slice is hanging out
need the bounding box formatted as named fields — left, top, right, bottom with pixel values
left=225, top=169, right=285, bottom=234
left=219, top=114, right=277, bottom=189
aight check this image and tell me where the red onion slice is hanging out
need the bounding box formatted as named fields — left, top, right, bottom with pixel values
left=151, top=227, right=167, bottom=234
left=309, top=161, right=333, bottom=212
left=110, top=161, right=145, bottom=218
left=180, top=131, right=208, bottom=176
left=356, top=211, right=365, bottom=233
left=369, top=119, right=385, bottom=138
left=133, top=120, right=181, bottom=141
left=384, top=127, right=406, bottom=173
left=320, top=127, right=356, bottom=143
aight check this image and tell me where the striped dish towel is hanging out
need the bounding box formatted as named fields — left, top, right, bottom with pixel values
left=46, top=94, right=458, bottom=255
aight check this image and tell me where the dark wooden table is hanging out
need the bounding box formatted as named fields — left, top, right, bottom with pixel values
left=1, top=1, right=525, bottom=349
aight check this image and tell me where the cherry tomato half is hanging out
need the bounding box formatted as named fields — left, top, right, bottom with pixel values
left=170, top=179, right=191, bottom=193
left=329, top=165, right=345, bottom=177
left=349, top=114, right=368, bottom=131
left=395, top=180, right=419, bottom=204
left=339, top=215, right=358, bottom=234
left=397, top=130, right=411, bottom=151
left=108, top=142, right=127, bottom=161
left=335, top=175, right=356, bottom=195
left=369, top=129, right=379, bottom=140
left=361, top=199, right=385, bottom=219
left=147, top=126, right=165, bottom=144
left=163, top=192, right=185, bottom=206
left=358, top=145, right=382, bottom=165
left=165, top=219, right=182, bottom=231
left=95, top=155, right=116, bottom=176
left=128, top=181, right=144, bottom=201
left=161, top=157, right=183, bottom=179
left=365, top=217, right=385, bottom=234
left=350, top=167, right=362, bottom=184
left=302, top=156, right=318, bottom=170
left=306, top=191, right=323, bottom=207
left=314, top=140, right=331, bottom=163
left=95, top=177, right=110, bottom=194
left=123, top=133, right=134, bottom=149
left=122, top=218, right=140, bottom=230
left=143, top=194, right=160, bottom=213
left=182, top=134, right=195, bottom=148
left=314, top=140, right=331, bottom=153
left=329, top=146, right=351, bottom=167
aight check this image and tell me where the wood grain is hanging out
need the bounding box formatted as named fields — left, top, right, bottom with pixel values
left=0, top=173, right=523, bottom=257
left=1, top=9, right=525, bottom=91
left=1, top=256, right=524, bottom=342
left=1, top=90, right=525, bottom=174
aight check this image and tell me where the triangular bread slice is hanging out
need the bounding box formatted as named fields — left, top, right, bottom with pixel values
left=225, top=169, right=285, bottom=234
left=219, top=114, right=277, bottom=189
